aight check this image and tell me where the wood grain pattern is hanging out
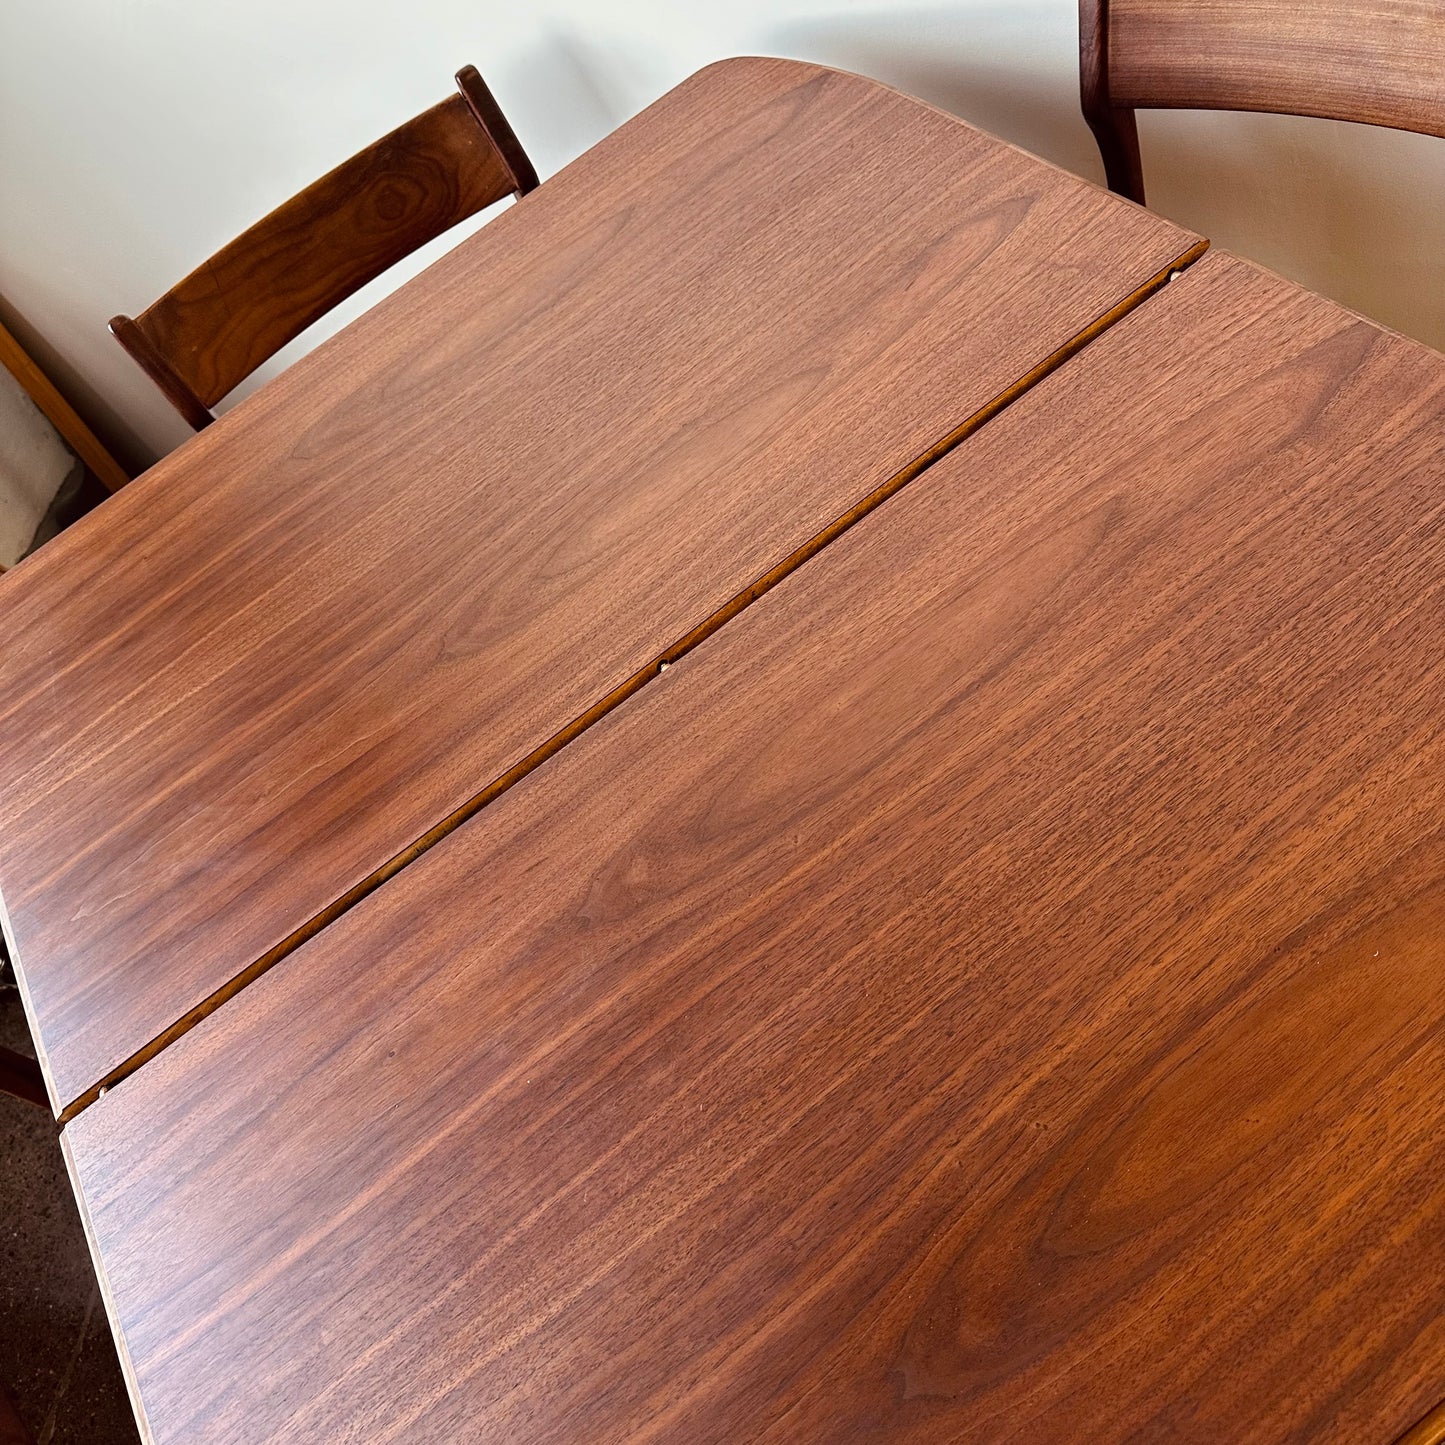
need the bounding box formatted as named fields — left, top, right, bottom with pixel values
left=110, top=68, right=528, bottom=425
left=0, top=57, right=1201, bottom=1114
left=1112, top=0, right=1445, bottom=129
left=67, top=252, right=1445, bottom=1443
left=1082, top=0, right=1445, bottom=204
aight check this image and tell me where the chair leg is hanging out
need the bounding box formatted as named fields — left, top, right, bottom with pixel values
left=0, top=1045, right=48, bottom=1109
left=1086, top=103, right=1147, bottom=205
left=1079, top=0, right=1148, bottom=204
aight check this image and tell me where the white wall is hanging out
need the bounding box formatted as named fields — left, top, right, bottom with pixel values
left=3, top=1, right=1444, bottom=470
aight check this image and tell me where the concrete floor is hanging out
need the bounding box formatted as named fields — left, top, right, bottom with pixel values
left=0, top=959, right=138, bottom=1444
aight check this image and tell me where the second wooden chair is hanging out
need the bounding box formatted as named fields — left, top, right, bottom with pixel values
left=1080, top=0, right=1445, bottom=205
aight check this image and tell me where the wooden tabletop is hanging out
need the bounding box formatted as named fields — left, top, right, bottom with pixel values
left=64, top=251, right=1445, bottom=1444
left=0, top=58, right=1200, bottom=1116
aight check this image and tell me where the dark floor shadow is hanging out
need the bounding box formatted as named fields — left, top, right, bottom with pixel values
left=0, top=973, right=138, bottom=1445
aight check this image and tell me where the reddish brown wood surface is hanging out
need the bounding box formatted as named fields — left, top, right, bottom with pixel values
left=0, top=57, right=1199, bottom=1115
left=66, top=252, right=1445, bottom=1443
left=111, top=67, right=530, bottom=425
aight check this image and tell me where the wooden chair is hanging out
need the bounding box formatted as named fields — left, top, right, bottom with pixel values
left=1080, top=0, right=1445, bottom=205
left=111, top=66, right=537, bottom=429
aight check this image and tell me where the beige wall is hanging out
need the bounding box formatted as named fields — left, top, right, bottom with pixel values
left=2, top=1, right=1443, bottom=471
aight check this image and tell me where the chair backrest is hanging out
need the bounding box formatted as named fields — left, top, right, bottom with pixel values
left=1081, top=0, right=1445, bottom=203
left=111, top=66, right=536, bottom=429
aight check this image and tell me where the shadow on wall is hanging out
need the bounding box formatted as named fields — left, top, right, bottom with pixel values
left=770, top=5, right=1445, bottom=355
left=517, top=26, right=669, bottom=159
left=769, top=6, right=1103, bottom=182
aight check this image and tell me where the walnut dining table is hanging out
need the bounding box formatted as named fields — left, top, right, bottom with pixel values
left=1, top=56, right=1442, bottom=1445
